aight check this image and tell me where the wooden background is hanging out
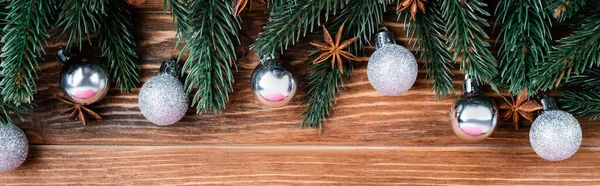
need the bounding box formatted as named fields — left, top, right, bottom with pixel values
left=2, top=2, right=600, bottom=185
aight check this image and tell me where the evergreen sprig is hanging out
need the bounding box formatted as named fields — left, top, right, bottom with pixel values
left=0, top=98, right=30, bottom=124
left=300, top=0, right=386, bottom=131
left=560, top=90, right=600, bottom=120
left=531, top=9, right=600, bottom=92
left=264, top=0, right=287, bottom=13
left=164, top=0, right=192, bottom=41
left=0, top=0, right=55, bottom=107
left=250, top=0, right=347, bottom=58
left=0, top=1, right=29, bottom=124
left=0, top=1, right=8, bottom=44
left=495, top=0, right=552, bottom=94
left=441, top=0, right=498, bottom=90
left=329, top=0, right=387, bottom=54
left=400, top=0, right=454, bottom=99
left=549, top=0, right=586, bottom=22
left=98, top=0, right=140, bottom=93
left=178, top=0, right=241, bottom=114
left=562, top=67, right=600, bottom=88
left=301, top=56, right=351, bottom=132
left=54, top=0, right=104, bottom=51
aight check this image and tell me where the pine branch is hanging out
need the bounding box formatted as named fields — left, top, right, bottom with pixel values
left=98, top=0, right=140, bottom=93
left=0, top=98, right=30, bottom=124
left=560, top=90, right=600, bottom=120
left=495, top=0, right=552, bottom=94
left=179, top=0, right=241, bottom=114
left=441, top=0, right=498, bottom=90
left=329, top=0, right=386, bottom=54
left=54, top=0, right=104, bottom=51
left=164, top=0, right=192, bottom=41
left=530, top=9, right=600, bottom=92
left=0, top=1, right=8, bottom=43
left=0, top=1, right=29, bottom=124
left=400, top=0, right=454, bottom=99
left=264, top=0, right=287, bottom=13
left=250, top=0, right=346, bottom=58
left=563, top=67, right=600, bottom=88
left=299, top=0, right=385, bottom=131
left=0, top=0, right=55, bottom=106
left=549, top=0, right=586, bottom=22
left=301, top=56, right=351, bottom=132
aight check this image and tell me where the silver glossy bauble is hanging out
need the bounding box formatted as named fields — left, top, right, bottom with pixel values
left=251, top=59, right=298, bottom=107
left=58, top=48, right=110, bottom=105
left=139, top=59, right=188, bottom=126
left=530, top=97, right=582, bottom=161
left=449, top=75, right=498, bottom=141
left=367, top=27, right=418, bottom=96
left=0, top=124, right=28, bottom=172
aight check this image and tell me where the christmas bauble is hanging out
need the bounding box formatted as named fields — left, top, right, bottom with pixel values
left=530, top=97, right=582, bottom=161
left=58, top=48, right=110, bottom=105
left=0, top=124, right=28, bottom=172
left=367, top=27, right=418, bottom=96
left=139, top=59, right=188, bottom=126
left=449, top=75, right=498, bottom=141
left=251, top=59, right=298, bottom=107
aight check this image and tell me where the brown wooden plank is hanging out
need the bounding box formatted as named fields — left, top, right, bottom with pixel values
left=16, top=12, right=596, bottom=147
left=1, top=145, right=600, bottom=185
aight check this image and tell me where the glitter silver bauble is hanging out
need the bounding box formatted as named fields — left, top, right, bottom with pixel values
left=139, top=58, right=188, bottom=126
left=449, top=74, right=498, bottom=141
left=530, top=96, right=582, bottom=161
left=367, top=27, right=418, bottom=96
left=251, top=55, right=298, bottom=107
left=58, top=47, right=110, bottom=105
left=0, top=123, right=28, bottom=172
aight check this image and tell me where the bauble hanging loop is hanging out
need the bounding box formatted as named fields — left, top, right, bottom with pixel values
left=367, top=27, right=418, bottom=96
left=139, top=58, right=189, bottom=126
left=529, top=93, right=582, bottom=161
left=251, top=54, right=298, bottom=107
left=374, top=27, right=396, bottom=49
left=0, top=123, right=28, bottom=172
left=449, top=74, right=498, bottom=141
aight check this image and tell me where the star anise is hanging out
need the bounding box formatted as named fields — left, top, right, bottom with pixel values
left=58, top=97, right=102, bottom=127
left=309, top=24, right=360, bottom=74
left=233, top=0, right=266, bottom=17
left=498, top=88, right=543, bottom=129
left=397, top=0, right=427, bottom=20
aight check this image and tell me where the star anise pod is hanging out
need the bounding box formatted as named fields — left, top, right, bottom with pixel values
left=233, top=0, right=266, bottom=17
left=309, top=24, right=360, bottom=74
left=397, top=0, right=427, bottom=20
left=58, top=97, right=102, bottom=127
left=498, top=88, right=543, bottom=129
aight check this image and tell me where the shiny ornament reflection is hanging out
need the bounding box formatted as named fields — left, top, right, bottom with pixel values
left=449, top=75, right=498, bottom=141
left=529, top=96, right=582, bottom=161
left=251, top=59, right=297, bottom=107
left=367, top=27, right=418, bottom=96
left=58, top=48, right=109, bottom=105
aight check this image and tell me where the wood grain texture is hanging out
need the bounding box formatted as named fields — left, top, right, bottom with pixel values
left=17, top=12, right=598, bottom=147
left=2, top=146, right=600, bottom=185
left=3, top=5, right=599, bottom=185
